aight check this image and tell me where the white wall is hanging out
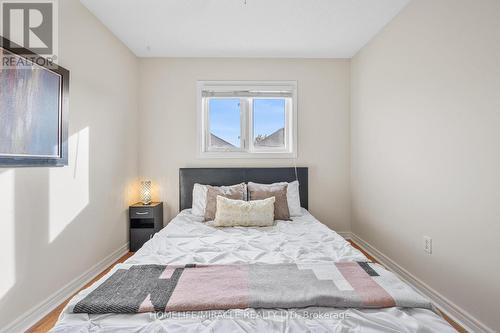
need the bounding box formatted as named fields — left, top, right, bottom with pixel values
left=351, top=0, right=500, bottom=331
left=138, top=58, right=351, bottom=232
left=0, top=0, right=139, bottom=328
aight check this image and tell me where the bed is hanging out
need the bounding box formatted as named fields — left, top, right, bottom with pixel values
left=50, top=168, right=457, bottom=333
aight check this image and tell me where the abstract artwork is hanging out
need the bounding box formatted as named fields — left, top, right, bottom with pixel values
left=0, top=38, right=69, bottom=166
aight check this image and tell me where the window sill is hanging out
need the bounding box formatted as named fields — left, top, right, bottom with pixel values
left=198, top=151, right=297, bottom=159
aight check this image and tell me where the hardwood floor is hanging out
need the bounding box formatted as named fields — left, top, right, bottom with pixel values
left=27, top=243, right=466, bottom=333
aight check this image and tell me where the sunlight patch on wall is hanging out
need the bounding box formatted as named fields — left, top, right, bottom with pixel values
left=0, top=170, right=16, bottom=298
left=49, top=127, right=90, bottom=243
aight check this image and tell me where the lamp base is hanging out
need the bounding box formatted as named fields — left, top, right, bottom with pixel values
left=141, top=201, right=152, bottom=205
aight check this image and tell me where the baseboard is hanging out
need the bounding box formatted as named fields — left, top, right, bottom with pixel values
left=350, top=233, right=493, bottom=333
left=1, top=243, right=129, bottom=333
left=336, top=231, right=352, bottom=240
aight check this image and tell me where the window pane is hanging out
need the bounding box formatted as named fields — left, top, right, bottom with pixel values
left=208, top=98, right=241, bottom=149
left=253, top=99, right=286, bottom=148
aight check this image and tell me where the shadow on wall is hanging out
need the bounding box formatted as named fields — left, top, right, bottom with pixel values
left=0, top=127, right=91, bottom=327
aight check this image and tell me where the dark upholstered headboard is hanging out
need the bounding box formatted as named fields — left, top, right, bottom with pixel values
left=179, top=167, right=308, bottom=211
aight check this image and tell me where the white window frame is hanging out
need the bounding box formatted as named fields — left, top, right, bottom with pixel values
left=197, top=81, right=298, bottom=159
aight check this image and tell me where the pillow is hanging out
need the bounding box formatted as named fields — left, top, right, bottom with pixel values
left=249, top=184, right=290, bottom=221
left=247, top=180, right=302, bottom=216
left=204, top=183, right=247, bottom=221
left=191, top=183, right=208, bottom=216
left=191, top=183, right=247, bottom=217
left=286, top=181, right=302, bottom=216
left=213, top=196, right=275, bottom=227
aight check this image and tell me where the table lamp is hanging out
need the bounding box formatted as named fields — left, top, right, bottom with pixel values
left=140, top=180, right=152, bottom=205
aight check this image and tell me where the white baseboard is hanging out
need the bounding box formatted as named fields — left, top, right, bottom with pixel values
left=1, top=243, right=129, bottom=333
left=350, top=233, right=493, bottom=333
left=336, top=231, right=352, bottom=240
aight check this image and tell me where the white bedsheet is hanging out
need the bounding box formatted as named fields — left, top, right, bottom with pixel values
left=50, top=209, right=456, bottom=333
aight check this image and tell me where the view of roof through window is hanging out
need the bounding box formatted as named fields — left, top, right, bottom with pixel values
left=209, top=98, right=285, bottom=149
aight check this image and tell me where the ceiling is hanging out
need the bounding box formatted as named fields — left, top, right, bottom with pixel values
left=80, top=0, right=410, bottom=58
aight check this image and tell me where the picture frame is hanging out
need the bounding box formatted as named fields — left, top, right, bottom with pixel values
left=0, top=36, right=69, bottom=167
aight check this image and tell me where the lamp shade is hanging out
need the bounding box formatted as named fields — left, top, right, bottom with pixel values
left=140, top=180, right=152, bottom=205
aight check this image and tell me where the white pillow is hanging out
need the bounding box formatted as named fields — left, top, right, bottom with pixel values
left=191, top=183, right=208, bottom=216
left=247, top=180, right=302, bottom=216
left=213, top=196, right=275, bottom=227
left=191, top=183, right=249, bottom=217
left=286, top=181, right=302, bottom=216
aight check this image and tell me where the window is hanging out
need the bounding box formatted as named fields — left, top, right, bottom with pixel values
left=198, top=81, right=297, bottom=158
left=208, top=98, right=242, bottom=150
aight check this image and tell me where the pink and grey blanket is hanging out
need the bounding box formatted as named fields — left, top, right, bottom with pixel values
left=73, top=263, right=432, bottom=314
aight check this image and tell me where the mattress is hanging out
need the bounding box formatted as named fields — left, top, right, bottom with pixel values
left=50, top=209, right=457, bottom=332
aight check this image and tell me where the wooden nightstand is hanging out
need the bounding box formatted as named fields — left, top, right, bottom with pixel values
left=129, top=202, right=163, bottom=252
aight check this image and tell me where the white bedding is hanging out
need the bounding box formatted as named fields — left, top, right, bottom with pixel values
left=50, top=209, right=456, bottom=333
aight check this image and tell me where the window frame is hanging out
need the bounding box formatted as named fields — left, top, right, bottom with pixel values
left=197, top=81, right=297, bottom=159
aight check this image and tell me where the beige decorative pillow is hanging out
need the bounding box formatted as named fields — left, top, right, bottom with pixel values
left=204, top=183, right=247, bottom=221
left=213, top=196, right=275, bottom=227
left=249, top=185, right=291, bottom=221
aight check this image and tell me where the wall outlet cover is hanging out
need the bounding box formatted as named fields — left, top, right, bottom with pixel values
left=423, top=236, right=432, bottom=254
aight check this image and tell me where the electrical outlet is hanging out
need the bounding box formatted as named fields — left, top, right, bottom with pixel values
left=423, top=236, right=432, bottom=254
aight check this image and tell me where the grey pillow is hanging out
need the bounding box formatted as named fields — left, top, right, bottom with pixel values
left=248, top=184, right=291, bottom=221
left=204, top=183, right=247, bottom=221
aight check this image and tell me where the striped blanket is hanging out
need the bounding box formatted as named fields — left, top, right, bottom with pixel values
left=73, top=263, right=432, bottom=314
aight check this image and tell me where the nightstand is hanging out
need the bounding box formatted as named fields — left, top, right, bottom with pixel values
left=129, top=202, right=163, bottom=252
